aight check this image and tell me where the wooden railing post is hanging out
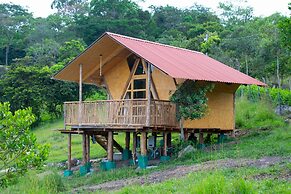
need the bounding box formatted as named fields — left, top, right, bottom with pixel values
left=78, top=64, right=83, bottom=127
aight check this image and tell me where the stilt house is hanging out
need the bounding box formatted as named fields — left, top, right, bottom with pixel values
left=53, top=32, right=265, bottom=171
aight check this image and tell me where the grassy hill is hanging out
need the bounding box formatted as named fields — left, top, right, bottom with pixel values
left=3, top=98, right=291, bottom=193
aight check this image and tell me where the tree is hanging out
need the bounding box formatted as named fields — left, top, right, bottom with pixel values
left=0, top=102, right=48, bottom=187
left=51, top=0, right=89, bottom=17
left=170, top=80, right=214, bottom=121
left=218, top=1, right=253, bottom=26
left=0, top=3, right=32, bottom=66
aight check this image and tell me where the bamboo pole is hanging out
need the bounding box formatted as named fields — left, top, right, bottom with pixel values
left=68, top=134, right=71, bottom=170
left=163, top=132, right=168, bottom=156
left=107, top=131, right=113, bottom=161
left=146, top=61, right=151, bottom=127
left=140, top=132, right=147, bottom=156
left=82, top=133, right=86, bottom=164
left=132, top=132, right=137, bottom=161
left=78, top=64, right=83, bottom=127
left=87, top=134, right=90, bottom=163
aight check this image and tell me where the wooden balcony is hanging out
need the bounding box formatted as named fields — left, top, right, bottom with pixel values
left=64, top=99, right=178, bottom=128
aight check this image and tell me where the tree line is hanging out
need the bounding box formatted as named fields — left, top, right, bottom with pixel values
left=0, top=0, right=290, bottom=122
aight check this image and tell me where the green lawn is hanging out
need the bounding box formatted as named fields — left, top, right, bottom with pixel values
left=117, top=164, right=291, bottom=194
left=33, top=119, right=125, bottom=163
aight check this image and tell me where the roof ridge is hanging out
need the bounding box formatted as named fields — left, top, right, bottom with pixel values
left=106, top=31, right=204, bottom=55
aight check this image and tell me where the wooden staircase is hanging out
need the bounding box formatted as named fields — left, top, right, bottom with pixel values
left=94, top=134, right=124, bottom=153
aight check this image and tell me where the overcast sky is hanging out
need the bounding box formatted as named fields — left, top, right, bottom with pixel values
left=0, top=0, right=290, bottom=18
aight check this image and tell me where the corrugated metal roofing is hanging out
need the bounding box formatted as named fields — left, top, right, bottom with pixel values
left=106, top=32, right=266, bottom=86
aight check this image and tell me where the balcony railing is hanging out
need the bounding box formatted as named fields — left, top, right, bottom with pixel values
left=64, top=99, right=178, bottom=128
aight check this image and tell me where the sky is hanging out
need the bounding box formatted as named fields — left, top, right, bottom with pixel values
left=0, top=0, right=290, bottom=18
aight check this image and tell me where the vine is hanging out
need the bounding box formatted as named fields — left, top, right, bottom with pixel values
left=170, top=80, right=214, bottom=120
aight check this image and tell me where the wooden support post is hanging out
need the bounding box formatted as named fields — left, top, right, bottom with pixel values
left=163, top=132, right=168, bottom=156
left=78, top=64, right=83, bottom=127
left=86, top=134, right=90, bottom=163
left=199, top=131, right=204, bottom=144
left=82, top=133, right=86, bottom=164
left=167, top=133, right=172, bottom=148
left=184, top=130, right=189, bottom=141
left=125, top=132, right=130, bottom=150
left=140, top=132, right=147, bottom=156
left=180, top=118, right=184, bottom=140
left=107, top=131, right=113, bottom=162
left=132, top=132, right=137, bottom=160
left=146, top=61, right=151, bottom=127
left=68, top=134, right=72, bottom=170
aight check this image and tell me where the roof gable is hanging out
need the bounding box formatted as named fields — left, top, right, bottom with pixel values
left=106, top=32, right=266, bottom=86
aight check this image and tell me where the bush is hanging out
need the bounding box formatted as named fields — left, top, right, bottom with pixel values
left=0, top=102, right=49, bottom=187
left=236, top=85, right=291, bottom=106
left=235, top=97, right=286, bottom=130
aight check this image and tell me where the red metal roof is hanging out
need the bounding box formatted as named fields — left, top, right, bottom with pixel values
left=106, top=32, right=266, bottom=86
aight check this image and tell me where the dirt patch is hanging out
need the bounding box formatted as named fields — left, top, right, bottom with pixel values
left=73, top=156, right=290, bottom=193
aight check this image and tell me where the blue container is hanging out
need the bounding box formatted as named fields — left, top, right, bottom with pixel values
left=138, top=155, right=148, bottom=169
left=63, top=170, right=73, bottom=177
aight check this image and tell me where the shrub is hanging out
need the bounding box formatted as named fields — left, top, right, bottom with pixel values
left=0, top=102, right=49, bottom=187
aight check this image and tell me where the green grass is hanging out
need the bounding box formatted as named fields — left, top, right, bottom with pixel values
left=235, top=97, right=286, bottom=130
left=117, top=164, right=291, bottom=194
left=33, top=119, right=125, bottom=162
left=3, top=98, right=290, bottom=193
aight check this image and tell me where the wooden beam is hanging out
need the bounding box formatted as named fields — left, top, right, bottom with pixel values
left=78, top=64, right=83, bottom=127
left=125, top=132, right=130, bottom=150
left=140, top=132, right=147, bottom=156
left=199, top=130, right=204, bottom=144
left=163, top=132, right=168, bottom=156
left=132, top=132, right=137, bottom=161
left=82, top=46, right=124, bottom=81
left=82, top=133, right=86, bottom=164
left=86, top=134, right=90, bottom=163
left=68, top=134, right=72, bottom=170
left=167, top=133, right=172, bottom=148
left=145, top=59, right=151, bottom=127
left=120, top=58, right=140, bottom=99
left=107, top=131, right=113, bottom=161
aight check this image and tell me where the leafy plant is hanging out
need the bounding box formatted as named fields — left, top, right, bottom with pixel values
left=0, top=102, right=49, bottom=187
left=170, top=80, right=214, bottom=120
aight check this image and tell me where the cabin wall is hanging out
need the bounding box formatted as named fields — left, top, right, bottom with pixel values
left=152, top=67, right=177, bottom=100
left=184, top=83, right=239, bottom=130
left=103, top=58, right=130, bottom=99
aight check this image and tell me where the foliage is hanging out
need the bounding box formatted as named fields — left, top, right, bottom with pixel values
left=170, top=80, right=214, bottom=120
left=0, top=3, right=32, bottom=66
left=236, top=85, right=291, bottom=106
left=235, top=97, right=286, bottom=130
left=0, top=66, right=80, bottom=122
left=0, top=102, right=49, bottom=187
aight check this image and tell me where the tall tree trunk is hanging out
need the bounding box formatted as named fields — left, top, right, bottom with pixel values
left=276, top=55, right=281, bottom=88
left=245, top=55, right=248, bottom=75
left=5, top=45, right=9, bottom=66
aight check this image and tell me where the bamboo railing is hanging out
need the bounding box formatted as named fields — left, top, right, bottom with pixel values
left=64, top=99, right=178, bottom=127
